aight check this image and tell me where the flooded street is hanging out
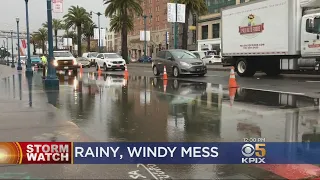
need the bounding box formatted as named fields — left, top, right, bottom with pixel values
left=0, top=70, right=320, bottom=179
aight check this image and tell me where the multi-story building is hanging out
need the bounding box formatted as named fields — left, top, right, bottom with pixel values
left=127, top=0, right=170, bottom=60
left=106, top=30, right=115, bottom=52
left=114, top=0, right=197, bottom=59
left=197, top=0, right=254, bottom=55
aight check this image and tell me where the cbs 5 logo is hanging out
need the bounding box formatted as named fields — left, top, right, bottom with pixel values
left=241, top=144, right=266, bottom=157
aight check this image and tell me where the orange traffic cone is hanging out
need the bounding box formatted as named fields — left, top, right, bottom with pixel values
left=124, top=65, right=128, bottom=77
left=229, top=67, right=238, bottom=88
left=163, top=66, right=168, bottom=80
left=80, top=64, right=83, bottom=74
left=97, top=65, right=102, bottom=77
left=163, top=79, right=167, bottom=93
left=229, top=88, right=236, bottom=107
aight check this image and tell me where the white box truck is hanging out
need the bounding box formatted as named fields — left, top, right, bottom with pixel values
left=221, top=0, right=320, bottom=77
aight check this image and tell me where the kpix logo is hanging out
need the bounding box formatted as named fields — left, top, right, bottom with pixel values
left=241, top=143, right=266, bottom=164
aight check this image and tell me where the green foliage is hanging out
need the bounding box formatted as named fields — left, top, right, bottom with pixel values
left=109, top=12, right=134, bottom=33
left=63, top=5, right=92, bottom=28
left=63, top=5, right=92, bottom=55
left=104, top=0, right=143, bottom=63
left=83, top=21, right=96, bottom=38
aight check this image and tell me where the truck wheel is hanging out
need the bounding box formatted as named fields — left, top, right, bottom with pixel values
left=235, top=59, right=256, bottom=77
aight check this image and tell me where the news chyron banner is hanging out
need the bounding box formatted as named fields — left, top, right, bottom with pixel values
left=1, top=142, right=320, bottom=164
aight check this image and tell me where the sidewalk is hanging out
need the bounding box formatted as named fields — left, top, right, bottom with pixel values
left=128, top=62, right=230, bottom=71
left=0, top=65, right=141, bottom=179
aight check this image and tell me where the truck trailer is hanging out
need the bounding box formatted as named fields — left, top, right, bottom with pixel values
left=221, top=0, right=320, bottom=77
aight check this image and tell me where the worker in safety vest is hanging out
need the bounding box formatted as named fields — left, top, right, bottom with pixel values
left=41, top=55, right=47, bottom=66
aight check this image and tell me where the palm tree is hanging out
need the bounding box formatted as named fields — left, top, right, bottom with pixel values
left=104, top=0, right=143, bottom=63
left=63, top=5, right=92, bottom=56
left=30, top=34, right=40, bottom=55
left=175, top=0, right=207, bottom=49
left=83, top=21, right=96, bottom=52
left=42, top=19, right=64, bottom=50
left=33, top=28, right=48, bottom=55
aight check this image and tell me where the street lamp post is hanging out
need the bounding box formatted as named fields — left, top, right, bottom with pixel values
left=44, top=0, right=59, bottom=89
left=90, top=11, right=102, bottom=53
left=6, top=37, right=9, bottom=66
left=142, top=14, right=152, bottom=62
left=16, top=17, right=22, bottom=70
left=24, top=0, right=33, bottom=75
left=174, top=0, right=178, bottom=49
left=10, top=30, right=15, bottom=68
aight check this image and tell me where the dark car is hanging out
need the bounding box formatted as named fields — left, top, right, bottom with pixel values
left=138, top=56, right=152, bottom=63
left=152, top=49, right=207, bottom=77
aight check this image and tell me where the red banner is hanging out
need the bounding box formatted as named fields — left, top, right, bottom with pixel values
left=21, top=39, right=26, bottom=49
left=239, top=23, right=264, bottom=35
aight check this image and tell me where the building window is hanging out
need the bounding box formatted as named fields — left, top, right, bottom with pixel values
left=202, top=25, right=208, bottom=39
left=212, top=23, right=220, bottom=38
left=156, top=6, right=159, bottom=12
left=240, top=0, right=245, bottom=3
left=157, top=16, right=159, bottom=21
left=207, top=0, right=236, bottom=14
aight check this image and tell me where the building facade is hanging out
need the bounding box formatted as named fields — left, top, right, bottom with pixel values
left=197, top=0, right=254, bottom=55
left=106, top=30, right=115, bottom=52
left=114, top=0, right=197, bottom=59
left=127, top=0, right=170, bottom=60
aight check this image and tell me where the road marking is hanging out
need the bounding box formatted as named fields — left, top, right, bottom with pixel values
left=306, top=81, right=320, bottom=83
left=242, top=87, right=305, bottom=96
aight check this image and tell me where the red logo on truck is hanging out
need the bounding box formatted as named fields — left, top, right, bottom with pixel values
left=239, top=14, right=264, bottom=35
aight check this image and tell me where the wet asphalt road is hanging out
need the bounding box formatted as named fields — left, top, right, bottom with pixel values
left=0, top=67, right=320, bottom=179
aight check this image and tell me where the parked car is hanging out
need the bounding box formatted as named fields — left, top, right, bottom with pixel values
left=202, top=55, right=222, bottom=64
left=96, top=53, right=126, bottom=71
left=52, top=51, right=78, bottom=74
left=30, top=56, right=42, bottom=67
left=76, top=57, right=91, bottom=68
left=138, top=56, right=152, bottom=63
left=82, top=52, right=99, bottom=66
left=152, top=49, right=207, bottom=77
left=191, top=51, right=206, bottom=60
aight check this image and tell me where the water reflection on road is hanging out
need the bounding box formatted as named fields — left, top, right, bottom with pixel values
left=1, top=71, right=320, bottom=144
left=40, top=72, right=320, bottom=143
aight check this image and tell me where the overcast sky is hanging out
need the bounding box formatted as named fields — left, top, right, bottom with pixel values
left=0, top=0, right=110, bottom=33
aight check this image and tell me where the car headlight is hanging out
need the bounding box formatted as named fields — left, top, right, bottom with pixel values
left=180, top=62, right=191, bottom=68
left=53, top=60, right=58, bottom=66
left=73, top=59, right=77, bottom=65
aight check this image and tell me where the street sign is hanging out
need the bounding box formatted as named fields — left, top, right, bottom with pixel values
left=53, top=0, right=63, bottom=13
left=94, top=28, right=106, bottom=40
left=140, top=31, right=150, bottom=41
left=177, top=4, right=186, bottom=23
left=167, top=3, right=186, bottom=23
left=167, top=3, right=176, bottom=23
